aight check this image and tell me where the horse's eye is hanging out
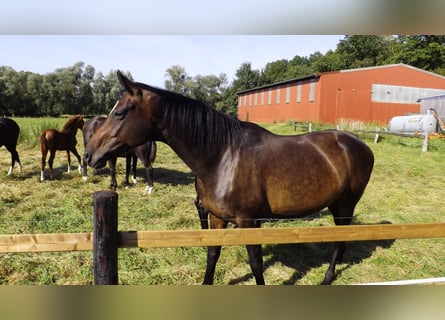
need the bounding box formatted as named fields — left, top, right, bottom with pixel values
left=114, top=108, right=127, bottom=120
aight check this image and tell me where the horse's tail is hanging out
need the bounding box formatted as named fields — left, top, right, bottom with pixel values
left=39, top=130, right=49, bottom=154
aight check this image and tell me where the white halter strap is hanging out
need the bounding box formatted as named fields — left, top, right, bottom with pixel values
left=108, top=100, right=119, bottom=116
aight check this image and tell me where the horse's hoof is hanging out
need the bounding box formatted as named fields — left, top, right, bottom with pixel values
left=82, top=176, right=88, bottom=181
left=146, top=186, right=153, bottom=194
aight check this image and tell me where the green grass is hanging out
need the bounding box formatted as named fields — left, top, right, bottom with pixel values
left=0, top=118, right=444, bottom=285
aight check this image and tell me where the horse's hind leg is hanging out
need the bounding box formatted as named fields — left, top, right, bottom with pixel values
left=48, top=151, right=56, bottom=179
left=242, top=220, right=265, bottom=285
left=40, top=149, right=48, bottom=181
left=203, top=215, right=228, bottom=285
left=66, top=150, right=72, bottom=173
left=322, top=198, right=356, bottom=285
left=70, top=147, right=82, bottom=174
left=6, top=144, right=22, bottom=175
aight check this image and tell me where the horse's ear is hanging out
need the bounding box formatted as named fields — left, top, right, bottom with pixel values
left=117, top=70, right=135, bottom=94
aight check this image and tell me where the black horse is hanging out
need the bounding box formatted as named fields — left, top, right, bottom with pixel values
left=82, top=116, right=156, bottom=193
left=0, top=117, right=22, bottom=175
left=85, top=71, right=374, bottom=285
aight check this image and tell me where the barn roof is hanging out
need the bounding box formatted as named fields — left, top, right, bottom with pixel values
left=236, top=74, right=320, bottom=95
left=417, top=94, right=445, bottom=102
left=237, top=63, right=445, bottom=96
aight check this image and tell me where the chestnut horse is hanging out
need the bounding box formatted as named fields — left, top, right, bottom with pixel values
left=40, top=115, right=84, bottom=181
left=85, top=71, right=374, bottom=285
left=0, top=117, right=22, bottom=175
left=82, top=116, right=157, bottom=193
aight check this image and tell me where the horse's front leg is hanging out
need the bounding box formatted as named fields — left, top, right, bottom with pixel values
left=203, top=215, right=227, bottom=285
left=108, top=158, right=117, bottom=191
left=131, top=154, right=138, bottom=185
left=123, top=155, right=132, bottom=188
left=194, top=196, right=209, bottom=229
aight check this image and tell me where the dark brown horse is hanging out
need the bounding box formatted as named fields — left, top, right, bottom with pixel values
left=82, top=116, right=157, bottom=193
left=40, top=115, right=84, bottom=181
left=85, top=71, right=374, bottom=285
left=0, top=117, right=22, bottom=175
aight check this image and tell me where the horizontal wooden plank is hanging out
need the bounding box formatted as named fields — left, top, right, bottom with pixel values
left=118, top=223, right=445, bottom=248
left=1, top=223, right=444, bottom=253
left=0, top=233, right=93, bottom=253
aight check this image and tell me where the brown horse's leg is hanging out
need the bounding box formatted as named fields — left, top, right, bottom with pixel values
left=40, top=148, right=48, bottom=181
left=71, top=148, right=82, bottom=174
left=322, top=199, right=355, bottom=285
left=242, top=220, right=265, bottom=285
left=48, top=151, right=56, bottom=179
left=194, top=196, right=209, bottom=230
left=66, top=150, right=71, bottom=173
left=108, top=158, right=117, bottom=191
left=124, top=155, right=132, bottom=188
left=131, top=154, right=138, bottom=184
left=202, top=215, right=227, bottom=285
left=6, top=144, right=21, bottom=175
left=245, top=244, right=265, bottom=285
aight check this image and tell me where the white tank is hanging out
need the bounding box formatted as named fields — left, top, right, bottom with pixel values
left=388, top=110, right=438, bottom=135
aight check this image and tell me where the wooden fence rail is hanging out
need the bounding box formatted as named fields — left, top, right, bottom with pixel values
left=1, top=191, right=445, bottom=284
left=1, top=222, right=445, bottom=254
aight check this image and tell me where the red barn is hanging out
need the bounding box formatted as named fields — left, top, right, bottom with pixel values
left=237, top=64, right=445, bottom=124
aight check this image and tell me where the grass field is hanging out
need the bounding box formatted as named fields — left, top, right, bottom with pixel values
left=0, top=118, right=444, bottom=285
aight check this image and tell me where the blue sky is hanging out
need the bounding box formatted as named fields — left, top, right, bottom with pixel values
left=0, top=35, right=344, bottom=88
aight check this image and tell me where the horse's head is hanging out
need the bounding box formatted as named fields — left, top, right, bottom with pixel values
left=85, top=71, right=160, bottom=169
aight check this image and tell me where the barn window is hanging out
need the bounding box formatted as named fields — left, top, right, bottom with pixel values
left=276, top=86, right=281, bottom=104
left=261, top=90, right=264, bottom=105
left=286, top=84, right=291, bottom=103
left=296, top=81, right=302, bottom=103
left=309, top=79, right=316, bottom=102
left=254, top=92, right=258, bottom=106
left=268, top=88, right=272, bottom=105
left=249, top=94, right=252, bottom=106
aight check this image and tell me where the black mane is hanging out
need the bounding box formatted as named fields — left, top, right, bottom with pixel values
left=139, top=82, right=244, bottom=153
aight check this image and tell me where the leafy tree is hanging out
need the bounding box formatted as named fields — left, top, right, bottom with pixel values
left=261, top=59, right=289, bottom=84
left=335, top=35, right=392, bottom=69
left=389, top=35, right=445, bottom=75
left=164, top=65, right=193, bottom=95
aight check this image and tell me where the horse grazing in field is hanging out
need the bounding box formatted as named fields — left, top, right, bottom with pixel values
left=85, top=71, right=374, bottom=285
left=0, top=117, right=22, bottom=175
left=82, top=116, right=156, bottom=193
left=40, top=115, right=84, bottom=181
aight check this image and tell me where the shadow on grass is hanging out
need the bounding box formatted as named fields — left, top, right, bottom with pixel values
left=227, top=220, right=395, bottom=285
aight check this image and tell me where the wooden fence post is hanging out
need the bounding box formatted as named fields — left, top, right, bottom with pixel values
left=93, top=190, right=118, bottom=285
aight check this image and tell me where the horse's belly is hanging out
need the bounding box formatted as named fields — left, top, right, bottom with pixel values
left=266, top=180, right=341, bottom=217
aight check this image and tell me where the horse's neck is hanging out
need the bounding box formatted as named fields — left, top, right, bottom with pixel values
left=161, top=127, right=224, bottom=176
left=62, top=127, right=79, bottom=135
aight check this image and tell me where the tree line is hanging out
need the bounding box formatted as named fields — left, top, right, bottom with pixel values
left=1, top=35, right=444, bottom=117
